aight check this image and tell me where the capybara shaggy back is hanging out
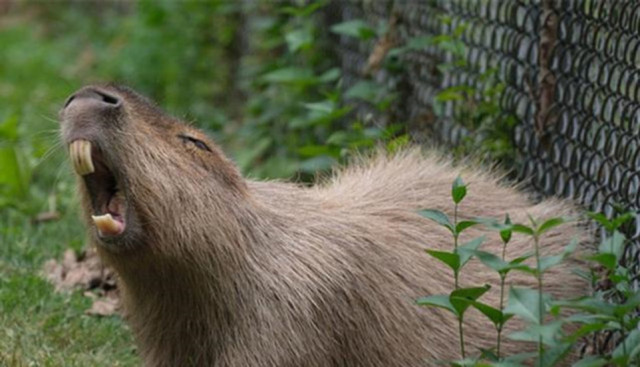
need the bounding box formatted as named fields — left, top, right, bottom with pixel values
left=59, top=84, right=587, bottom=366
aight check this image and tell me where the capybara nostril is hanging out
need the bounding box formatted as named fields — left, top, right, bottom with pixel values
left=63, top=88, right=122, bottom=111
left=95, top=90, right=121, bottom=106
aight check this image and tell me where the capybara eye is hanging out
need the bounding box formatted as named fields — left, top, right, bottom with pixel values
left=178, top=134, right=211, bottom=152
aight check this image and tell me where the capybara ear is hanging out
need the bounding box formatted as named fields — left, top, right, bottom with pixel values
left=61, top=86, right=589, bottom=367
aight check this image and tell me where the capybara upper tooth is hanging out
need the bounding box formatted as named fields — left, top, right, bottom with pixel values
left=69, top=140, right=94, bottom=175
left=91, top=213, right=123, bottom=237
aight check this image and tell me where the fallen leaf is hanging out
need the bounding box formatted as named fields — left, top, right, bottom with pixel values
left=42, top=246, right=120, bottom=315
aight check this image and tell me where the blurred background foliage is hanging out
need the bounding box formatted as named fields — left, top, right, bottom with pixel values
left=0, top=1, right=406, bottom=364
left=0, top=0, right=407, bottom=214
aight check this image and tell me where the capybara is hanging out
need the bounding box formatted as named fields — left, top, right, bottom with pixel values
left=59, top=84, right=587, bottom=366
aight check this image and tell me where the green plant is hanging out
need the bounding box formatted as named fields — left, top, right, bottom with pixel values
left=231, top=6, right=403, bottom=180
left=416, top=177, right=574, bottom=366
left=468, top=215, right=518, bottom=360
left=416, top=177, right=640, bottom=366
left=417, top=177, right=487, bottom=360
left=392, top=16, right=518, bottom=167
left=498, top=216, right=576, bottom=366
left=553, top=212, right=640, bottom=366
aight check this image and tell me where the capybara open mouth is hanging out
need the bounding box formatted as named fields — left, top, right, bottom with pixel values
left=69, top=139, right=126, bottom=238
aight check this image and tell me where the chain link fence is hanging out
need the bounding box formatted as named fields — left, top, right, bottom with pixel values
left=333, top=0, right=640, bottom=355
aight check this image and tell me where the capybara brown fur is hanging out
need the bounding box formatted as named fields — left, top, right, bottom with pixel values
left=59, top=84, right=587, bottom=366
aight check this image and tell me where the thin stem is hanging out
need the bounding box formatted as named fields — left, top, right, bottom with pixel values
left=497, top=274, right=506, bottom=359
left=458, top=317, right=466, bottom=359
left=534, top=234, right=544, bottom=367
left=496, top=236, right=508, bottom=360
left=453, top=202, right=465, bottom=359
left=453, top=204, right=458, bottom=248
left=453, top=203, right=459, bottom=289
left=501, top=239, right=507, bottom=262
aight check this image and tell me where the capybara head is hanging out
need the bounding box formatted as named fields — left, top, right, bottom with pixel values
left=59, top=84, right=247, bottom=256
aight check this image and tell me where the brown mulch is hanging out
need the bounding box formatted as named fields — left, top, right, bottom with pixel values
left=42, top=247, right=120, bottom=316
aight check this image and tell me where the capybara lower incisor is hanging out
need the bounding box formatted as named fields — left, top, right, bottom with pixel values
left=59, top=84, right=587, bottom=366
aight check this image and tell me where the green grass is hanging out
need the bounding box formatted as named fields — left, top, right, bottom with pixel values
left=1, top=202, right=140, bottom=366
left=0, top=211, right=140, bottom=366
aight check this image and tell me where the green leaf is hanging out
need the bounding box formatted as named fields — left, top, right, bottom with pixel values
left=285, top=28, right=312, bottom=52
left=470, top=300, right=513, bottom=327
left=504, top=287, right=545, bottom=324
left=510, top=265, right=538, bottom=277
left=330, top=19, right=375, bottom=40
left=500, top=214, right=513, bottom=243
left=436, top=88, right=465, bottom=103
left=537, top=217, right=567, bottom=235
left=451, top=176, right=467, bottom=204
left=302, top=100, right=335, bottom=115
left=510, top=254, right=534, bottom=265
left=610, top=212, right=636, bottom=231
left=563, top=237, right=579, bottom=255
left=473, top=216, right=500, bottom=227
left=540, top=342, right=572, bottom=366
left=418, top=209, right=453, bottom=231
left=475, top=250, right=531, bottom=276
left=234, top=137, right=271, bottom=171
left=318, top=67, right=341, bottom=83
left=416, top=294, right=457, bottom=316
left=588, top=211, right=636, bottom=232
left=298, top=156, right=337, bottom=173
left=450, top=285, right=491, bottom=316
left=587, top=212, right=611, bottom=229
left=511, top=224, right=534, bottom=236
left=564, top=321, right=609, bottom=343
left=552, top=297, right=616, bottom=316
left=478, top=348, right=500, bottom=362
left=502, top=352, right=537, bottom=365
left=344, top=80, right=379, bottom=102
left=438, top=39, right=466, bottom=57
left=425, top=250, right=460, bottom=272
left=585, top=253, right=617, bottom=271
left=598, top=230, right=625, bottom=262
left=612, top=329, right=640, bottom=362
left=280, top=1, right=326, bottom=17
left=262, top=67, right=316, bottom=84
left=507, top=321, right=563, bottom=346
left=571, top=356, right=608, bottom=367
left=614, top=291, right=640, bottom=316
left=474, top=250, right=509, bottom=273
left=299, top=101, right=350, bottom=128
left=539, top=254, right=564, bottom=272
left=562, top=313, right=613, bottom=324
left=456, top=220, right=479, bottom=234
left=457, top=236, right=485, bottom=267
left=297, top=145, right=336, bottom=158
left=326, top=131, right=349, bottom=146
